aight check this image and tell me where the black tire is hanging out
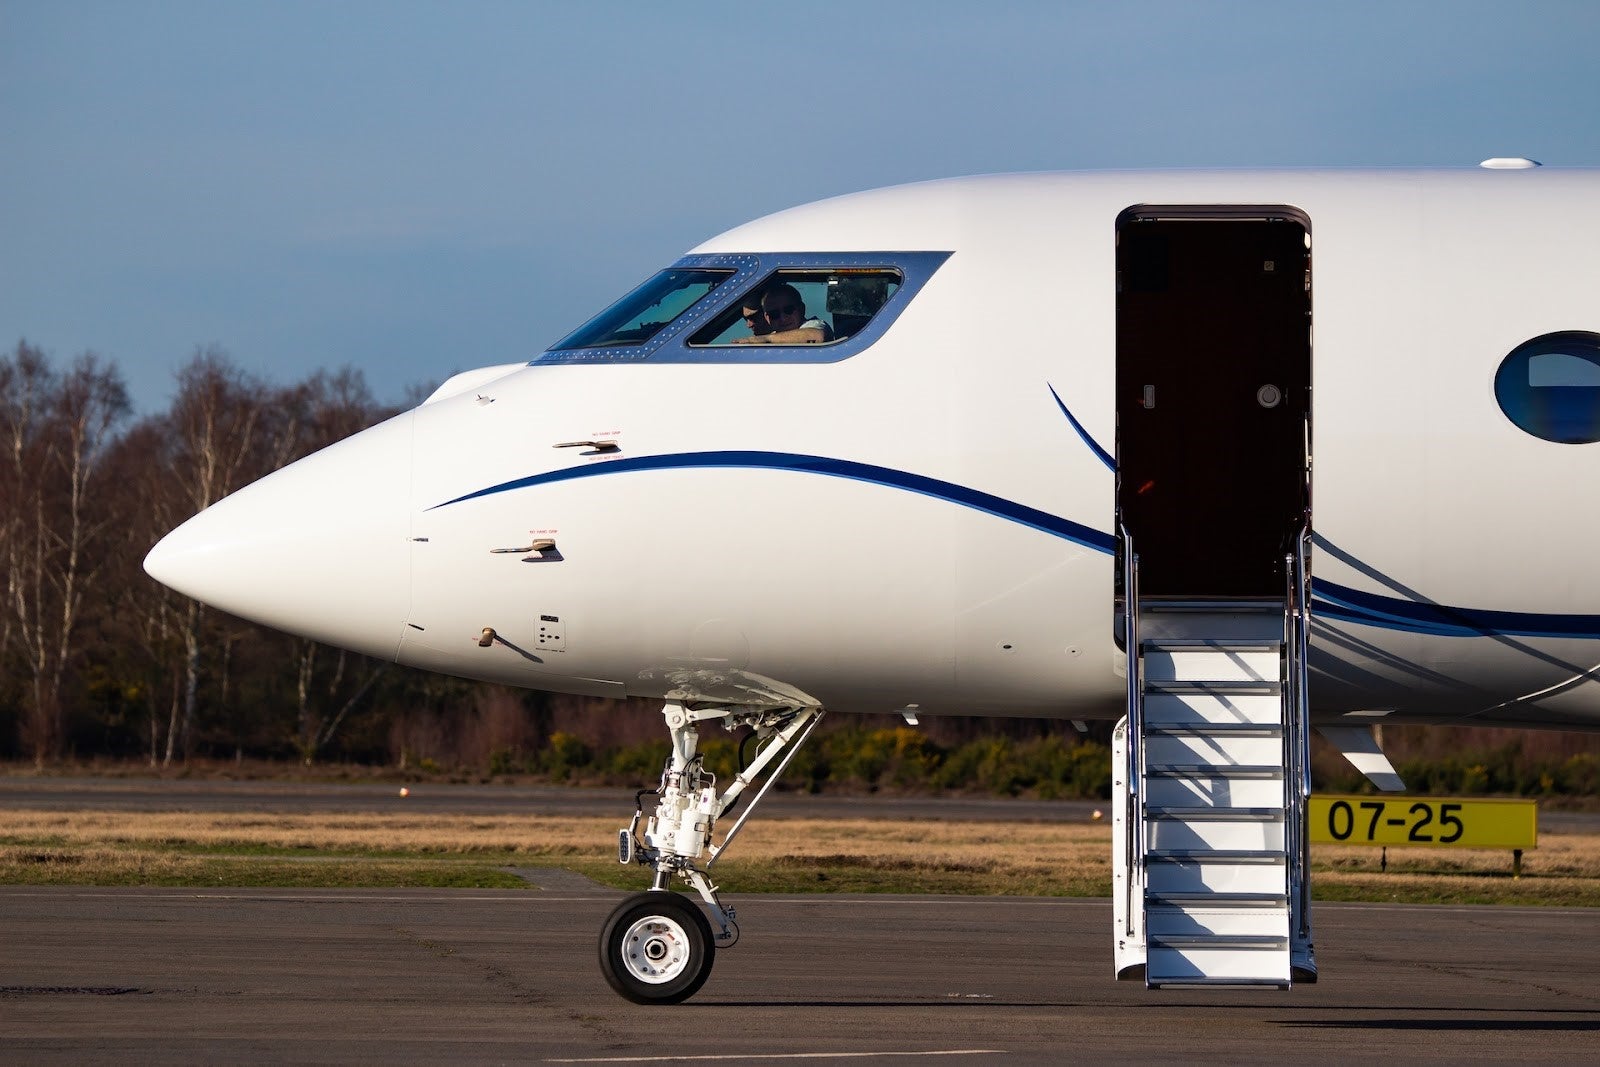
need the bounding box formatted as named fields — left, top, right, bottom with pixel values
left=598, top=892, right=716, bottom=1004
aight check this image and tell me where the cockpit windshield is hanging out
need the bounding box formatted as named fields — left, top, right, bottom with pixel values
left=550, top=268, right=733, bottom=350
left=538, top=252, right=949, bottom=364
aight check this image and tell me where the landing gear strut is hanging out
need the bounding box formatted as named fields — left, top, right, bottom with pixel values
left=597, top=701, right=824, bottom=1004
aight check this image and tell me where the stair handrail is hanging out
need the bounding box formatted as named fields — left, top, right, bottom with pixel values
left=1120, top=523, right=1144, bottom=937
left=1281, top=553, right=1297, bottom=916
left=1285, top=522, right=1313, bottom=939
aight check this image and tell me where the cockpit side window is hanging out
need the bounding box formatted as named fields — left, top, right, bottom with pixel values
left=688, top=269, right=902, bottom=347
left=536, top=251, right=949, bottom=364
left=549, top=268, right=733, bottom=350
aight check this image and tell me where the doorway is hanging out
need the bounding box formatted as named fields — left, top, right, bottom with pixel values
left=1115, top=208, right=1311, bottom=598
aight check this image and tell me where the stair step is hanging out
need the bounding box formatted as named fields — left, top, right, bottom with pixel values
left=1144, top=732, right=1286, bottom=767
left=1150, top=935, right=1290, bottom=949
left=1145, top=774, right=1287, bottom=809
left=1147, top=853, right=1288, bottom=895
left=1146, top=722, right=1281, bottom=736
left=1147, top=813, right=1286, bottom=852
left=1147, top=945, right=1291, bottom=984
left=1148, top=976, right=1293, bottom=989
left=1148, top=850, right=1285, bottom=863
left=1142, top=647, right=1280, bottom=684
left=1145, top=639, right=1280, bottom=655
left=1145, top=680, right=1281, bottom=697
left=1141, top=598, right=1283, bottom=613
left=1143, top=689, right=1282, bottom=726
left=1147, top=806, right=1284, bottom=820
left=1146, top=901, right=1290, bottom=938
left=1132, top=599, right=1286, bottom=644
left=1148, top=892, right=1289, bottom=906
left=1147, top=764, right=1283, bottom=778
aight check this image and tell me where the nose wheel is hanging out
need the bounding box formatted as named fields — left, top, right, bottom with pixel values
left=599, top=892, right=716, bottom=1004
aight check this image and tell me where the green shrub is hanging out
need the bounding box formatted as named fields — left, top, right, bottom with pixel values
left=540, top=731, right=593, bottom=781
left=486, top=746, right=522, bottom=777
left=1561, top=752, right=1600, bottom=794
left=606, top=739, right=670, bottom=782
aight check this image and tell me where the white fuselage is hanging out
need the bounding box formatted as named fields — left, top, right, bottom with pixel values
left=145, top=168, right=1600, bottom=729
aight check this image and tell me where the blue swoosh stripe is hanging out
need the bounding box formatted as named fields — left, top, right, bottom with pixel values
left=1313, top=579, right=1600, bottom=640
left=429, top=453, right=1599, bottom=641
left=431, top=450, right=1116, bottom=553
left=1048, top=383, right=1115, bottom=471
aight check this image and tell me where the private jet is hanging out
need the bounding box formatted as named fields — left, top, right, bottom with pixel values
left=145, top=161, right=1600, bottom=1002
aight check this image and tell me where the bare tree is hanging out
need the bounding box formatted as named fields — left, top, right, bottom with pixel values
left=120, top=354, right=400, bottom=764
left=0, top=343, right=52, bottom=750
left=0, top=343, right=426, bottom=767
left=278, top=367, right=399, bottom=763
left=0, top=342, right=130, bottom=764
left=154, top=347, right=286, bottom=763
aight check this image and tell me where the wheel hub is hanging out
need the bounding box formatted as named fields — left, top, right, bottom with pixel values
left=621, top=916, right=690, bottom=984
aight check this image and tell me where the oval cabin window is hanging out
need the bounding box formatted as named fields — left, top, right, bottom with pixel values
left=1494, top=331, right=1600, bottom=444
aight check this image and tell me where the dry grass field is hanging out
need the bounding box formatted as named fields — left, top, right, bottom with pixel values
left=3, top=809, right=1598, bottom=904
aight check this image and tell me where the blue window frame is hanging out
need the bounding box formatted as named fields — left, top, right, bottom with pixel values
left=1495, top=331, right=1600, bottom=444
left=548, top=268, right=735, bottom=351
left=534, top=252, right=950, bottom=364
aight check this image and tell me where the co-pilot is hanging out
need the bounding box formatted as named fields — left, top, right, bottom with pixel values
left=733, top=283, right=830, bottom=344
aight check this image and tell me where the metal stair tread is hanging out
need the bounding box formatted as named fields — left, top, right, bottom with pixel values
left=1146, top=763, right=1285, bottom=778
left=1144, top=680, right=1281, bottom=695
left=1143, top=722, right=1283, bottom=736
left=1139, top=598, right=1283, bottom=614
left=1148, top=934, right=1291, bottom=949
left=1146, top=977, right=1293, bottom=989
left=1147, top=891, right=1289, bottom=906
left=1145, top=805, right=1285, bottom=820
left=1147, top=849, right=1287, bottom=864
left=1142, top=640, right=1282, bottom=653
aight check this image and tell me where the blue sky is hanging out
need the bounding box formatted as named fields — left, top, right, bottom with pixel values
left=4, top=0, right=1598, bottom=414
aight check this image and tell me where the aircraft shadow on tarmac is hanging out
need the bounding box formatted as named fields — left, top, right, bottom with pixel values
left=693, top=999, right=1071, bottom=1009
left=1278, top=1018, right=1600, bottom=1031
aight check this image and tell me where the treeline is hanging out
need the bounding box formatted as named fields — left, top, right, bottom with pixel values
left=1313, top=725, right=1600, bottom=800
left=496, top=725, right=1114, bottom=799
left=0, top=339, right=434, bottom=766
left=386, top=714, right=1600, bottom=801
left=4, top=339, right=1600, bottom=799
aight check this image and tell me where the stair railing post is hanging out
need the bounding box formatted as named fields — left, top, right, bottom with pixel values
left=1293, top=526, right=1313, bottom=939
left=1282, top=552, right=1299, bottom=914
left=1120, top=524, right=1143, bottom=938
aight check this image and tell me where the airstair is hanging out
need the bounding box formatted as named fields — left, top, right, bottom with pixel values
left=1113, top=529, right=1315, bottom=988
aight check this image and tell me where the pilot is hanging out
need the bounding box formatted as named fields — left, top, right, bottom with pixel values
left=741, top=296, right=773, bottom=338
left=733, top=283, right=830, bottom=344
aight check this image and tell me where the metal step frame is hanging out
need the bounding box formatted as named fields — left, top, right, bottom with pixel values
left=1113, top=530, right=1316, bottom=988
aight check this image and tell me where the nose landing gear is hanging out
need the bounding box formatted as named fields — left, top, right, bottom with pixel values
left=597, top=701, right=824, bottom=1004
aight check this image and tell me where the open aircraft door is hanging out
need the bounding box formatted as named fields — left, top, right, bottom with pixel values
left=1115, top=207, right=1312, bottom=597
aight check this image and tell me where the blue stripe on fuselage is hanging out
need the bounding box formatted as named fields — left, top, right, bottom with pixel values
left=430, top=449, right=1116, bottom=553
left=1312, top=579, right=1600, bottom=640
left=431, top=451, right=1600, bottom=641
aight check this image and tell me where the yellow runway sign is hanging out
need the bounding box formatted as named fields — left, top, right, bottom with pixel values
left=1309, top=795, right=1537, bottom=849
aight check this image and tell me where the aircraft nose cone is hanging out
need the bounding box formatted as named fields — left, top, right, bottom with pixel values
left=143, top=411, right=414, bottom=659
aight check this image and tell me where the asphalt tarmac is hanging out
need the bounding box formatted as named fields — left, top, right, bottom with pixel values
left=4, top=882, right=1599, bottom=1064
left=4, top=779, right=1599, bottom=1062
